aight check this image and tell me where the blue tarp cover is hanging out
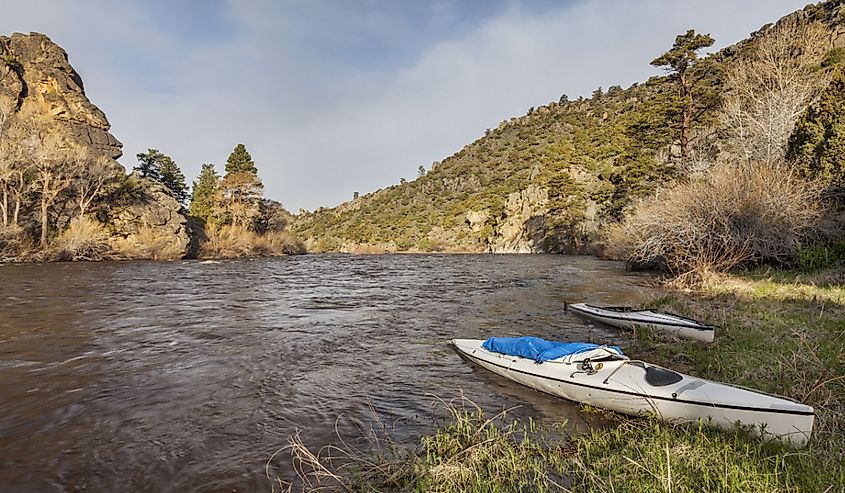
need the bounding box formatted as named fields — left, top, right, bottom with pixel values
left=482, top=336, right=622, bottom=363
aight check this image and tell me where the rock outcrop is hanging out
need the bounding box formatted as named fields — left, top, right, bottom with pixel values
left=488, top=185, right=549, bottom=253
left=0, top=33, right=122, bottom=158
left=104, top=173, right=191, bottom=260
left=0, top=32, right=190, bottom=259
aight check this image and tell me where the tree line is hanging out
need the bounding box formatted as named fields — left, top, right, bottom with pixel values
left=134, top=143, right=291, bottom=236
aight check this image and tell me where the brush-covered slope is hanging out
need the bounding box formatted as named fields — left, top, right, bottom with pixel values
left=294, top=1, right=845, bottom=254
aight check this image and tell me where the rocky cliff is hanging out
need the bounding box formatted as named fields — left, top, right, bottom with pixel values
left=0, top=33, right=121, bottom=158
left=0, top=33, right=190, bottom=259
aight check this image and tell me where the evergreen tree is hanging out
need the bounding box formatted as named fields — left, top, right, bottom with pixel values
left=218, top=144, right=263, bottom=228
left=190, top=163, right=219, bottom=223
left=135, top=148, right=188, bottom=205
left=788, top=68, right=845, bottom=186
left=159, top=158, right=189, bottom=206
left=651, top=30, right=718, bottom=167
left=134, top=148, right=165, bottom=181
left=225, top=144, right=258, bottom=175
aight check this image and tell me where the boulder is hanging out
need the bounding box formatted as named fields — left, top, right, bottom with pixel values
left=105, top=173, right=190, bottom=260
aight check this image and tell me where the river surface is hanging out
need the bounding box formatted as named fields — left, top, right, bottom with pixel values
left=0, top=254, right=658, bottom=492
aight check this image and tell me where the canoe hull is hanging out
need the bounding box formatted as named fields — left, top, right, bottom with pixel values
left=568, top=303, right=716, bottom=342
left=451, top=339, right=813, bottom=445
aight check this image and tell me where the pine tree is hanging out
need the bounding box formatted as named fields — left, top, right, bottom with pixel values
left=225, top=144, right=258, bottom=176
left=651, top=30, right=718, bottom=168
left=190, top=163, right=219, bottom=223
left=218, top=144, right=263, bottom=227
left=135, top=148, right=165, bottom=181
left=788, top=68, right=845, bottom=186
left=159, top=159, right=189, bottom=206
left=135, top=148, right=188, bottom=205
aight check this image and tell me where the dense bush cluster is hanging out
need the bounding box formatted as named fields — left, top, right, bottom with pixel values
left=604, top=163, right=827, bottom=279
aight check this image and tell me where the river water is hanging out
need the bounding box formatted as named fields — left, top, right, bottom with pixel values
left=0, top=254, right=657, bottom=492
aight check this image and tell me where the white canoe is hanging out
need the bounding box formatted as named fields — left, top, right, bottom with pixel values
left=567, top=303, right=716, bottom=342
left=451, top=338, right=813, bottom=445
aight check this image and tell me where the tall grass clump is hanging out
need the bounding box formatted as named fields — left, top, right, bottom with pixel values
left=111, top=224, right=186, bottom=260
left=199, top=223, right=305, bottom=258
left=796, top=239, right=845, bottom=273
left=50, top=216, right=113, bottom=261
left=0, top=224, right=33, bottom=261
left=200, top=223, right=258, bottom=258
left=269, top=397, right=568, bottom=493
left=567, top=417, right=832, bottom=493
left=255, top=230, right=307, bottom=255
left=604, top=162, right=826, bottom=283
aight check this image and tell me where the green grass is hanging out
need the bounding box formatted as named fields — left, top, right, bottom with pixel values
left=567, top=417, right=833, bottom=493
left=701, top=268, right=845, bottom=305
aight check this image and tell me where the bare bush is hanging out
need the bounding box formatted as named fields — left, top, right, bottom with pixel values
left=199, top=223, right=259, bottom=258
left=0, top=224, right=33, bottom=261
left=51, top=216, right=112, bottom=261
left=73, top=154, right=119, bottom=218
left=111, top=225, right=185, bottom=261
left=605, top=162, right=827, bottom=281
left=722, top=21, right=832, bottom=164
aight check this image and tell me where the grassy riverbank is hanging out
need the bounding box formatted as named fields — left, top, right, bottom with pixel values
left=276, top=268, right=844, bottom=492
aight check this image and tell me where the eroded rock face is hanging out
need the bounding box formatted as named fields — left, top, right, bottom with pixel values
left=465, top=210, right=489, bottom=233
left=0, top=33, right=122, bottom=158
left=488, top=185, right=549, bottom=253
left=105, top=173, right=191, bottom=260
left=0, top=32, right=190, bottom=259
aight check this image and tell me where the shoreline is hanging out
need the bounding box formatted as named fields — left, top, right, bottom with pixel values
left=273, top=266, right=845, bottom=492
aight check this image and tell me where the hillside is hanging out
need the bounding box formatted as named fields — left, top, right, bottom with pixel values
left=294, top=1, right=845, bottom=254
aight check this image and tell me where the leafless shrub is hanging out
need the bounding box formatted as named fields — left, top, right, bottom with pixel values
left=722, top=21, right=832, bottom=164
left=111, top=224, right=185, bottom=260
left=605, top=162, right=827, bottom=282
left=0, top=224, right=33, bottom=261
left=50, top=216, right=112, bottom=261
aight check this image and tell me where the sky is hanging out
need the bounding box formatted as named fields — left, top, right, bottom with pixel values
left=0, top=0, right=811, bottom=212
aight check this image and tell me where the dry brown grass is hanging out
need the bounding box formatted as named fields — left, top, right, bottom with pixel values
left=605, top=162, right=827, bottom=284
left=199, top=223, right=258, bottom=258
left=0, top=224, right=34, bottom=261
left=50, top=216, right=112, bottom=261
left=199, top=224, right=305, bottom=258
left=260, top=230, right=306, bottom=255
left=111, top=224, right=186, bottom=260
